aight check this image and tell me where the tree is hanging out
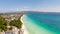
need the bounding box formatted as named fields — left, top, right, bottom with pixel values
left=0, top=16, right=7, bottom=31
left=10, top=16, right=23, bottom=29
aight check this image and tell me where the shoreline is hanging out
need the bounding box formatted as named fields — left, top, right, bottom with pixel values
left=20, top=14, right=28, bottom=34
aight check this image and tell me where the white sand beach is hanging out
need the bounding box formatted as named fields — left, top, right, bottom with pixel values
left=20, top=15, right=28, bottom=34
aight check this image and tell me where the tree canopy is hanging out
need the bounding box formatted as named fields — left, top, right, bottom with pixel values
left=0, top=15, right=23, bottom=32
left=0, top=16, right=7, bottom=31
left=10, top=16, right=23, bottom=29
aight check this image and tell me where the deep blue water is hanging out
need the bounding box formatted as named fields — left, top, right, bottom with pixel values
left=26, top=13, right=60, bottom=32
left=21, top=13, right=60, bottom=34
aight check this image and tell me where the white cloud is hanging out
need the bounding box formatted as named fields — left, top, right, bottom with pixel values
left=40, top=7, right=60, bottom=12
left=1, top=6, right=60, bottom=13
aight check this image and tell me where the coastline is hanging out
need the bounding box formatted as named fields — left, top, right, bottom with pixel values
left=20, top=14, right=28, bottom=34
left=20, top=14, right=56, bottom=34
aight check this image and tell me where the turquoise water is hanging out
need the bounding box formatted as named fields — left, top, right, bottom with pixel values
left=22, top=13, right=60, bottom=34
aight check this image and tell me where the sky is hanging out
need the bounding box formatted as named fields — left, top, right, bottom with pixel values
left=0, top=0, right=60, bottom=13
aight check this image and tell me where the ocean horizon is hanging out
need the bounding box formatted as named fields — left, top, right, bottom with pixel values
left=21, top=13, right=60, bottom=34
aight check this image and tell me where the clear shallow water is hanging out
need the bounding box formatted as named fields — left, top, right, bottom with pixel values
left=22, top=13, right=60, bottom=34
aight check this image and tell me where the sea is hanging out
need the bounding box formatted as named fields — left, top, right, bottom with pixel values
left=21, top=12, right=60, bottom=34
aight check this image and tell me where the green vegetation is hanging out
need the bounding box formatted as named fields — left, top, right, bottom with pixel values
left=0, top=15, right=23, bottom=32
left=10, top=16, right=23, bottom=29
left=9, top=26, right=13, bottom=30
left=0, top=16, right=7, bottom=31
